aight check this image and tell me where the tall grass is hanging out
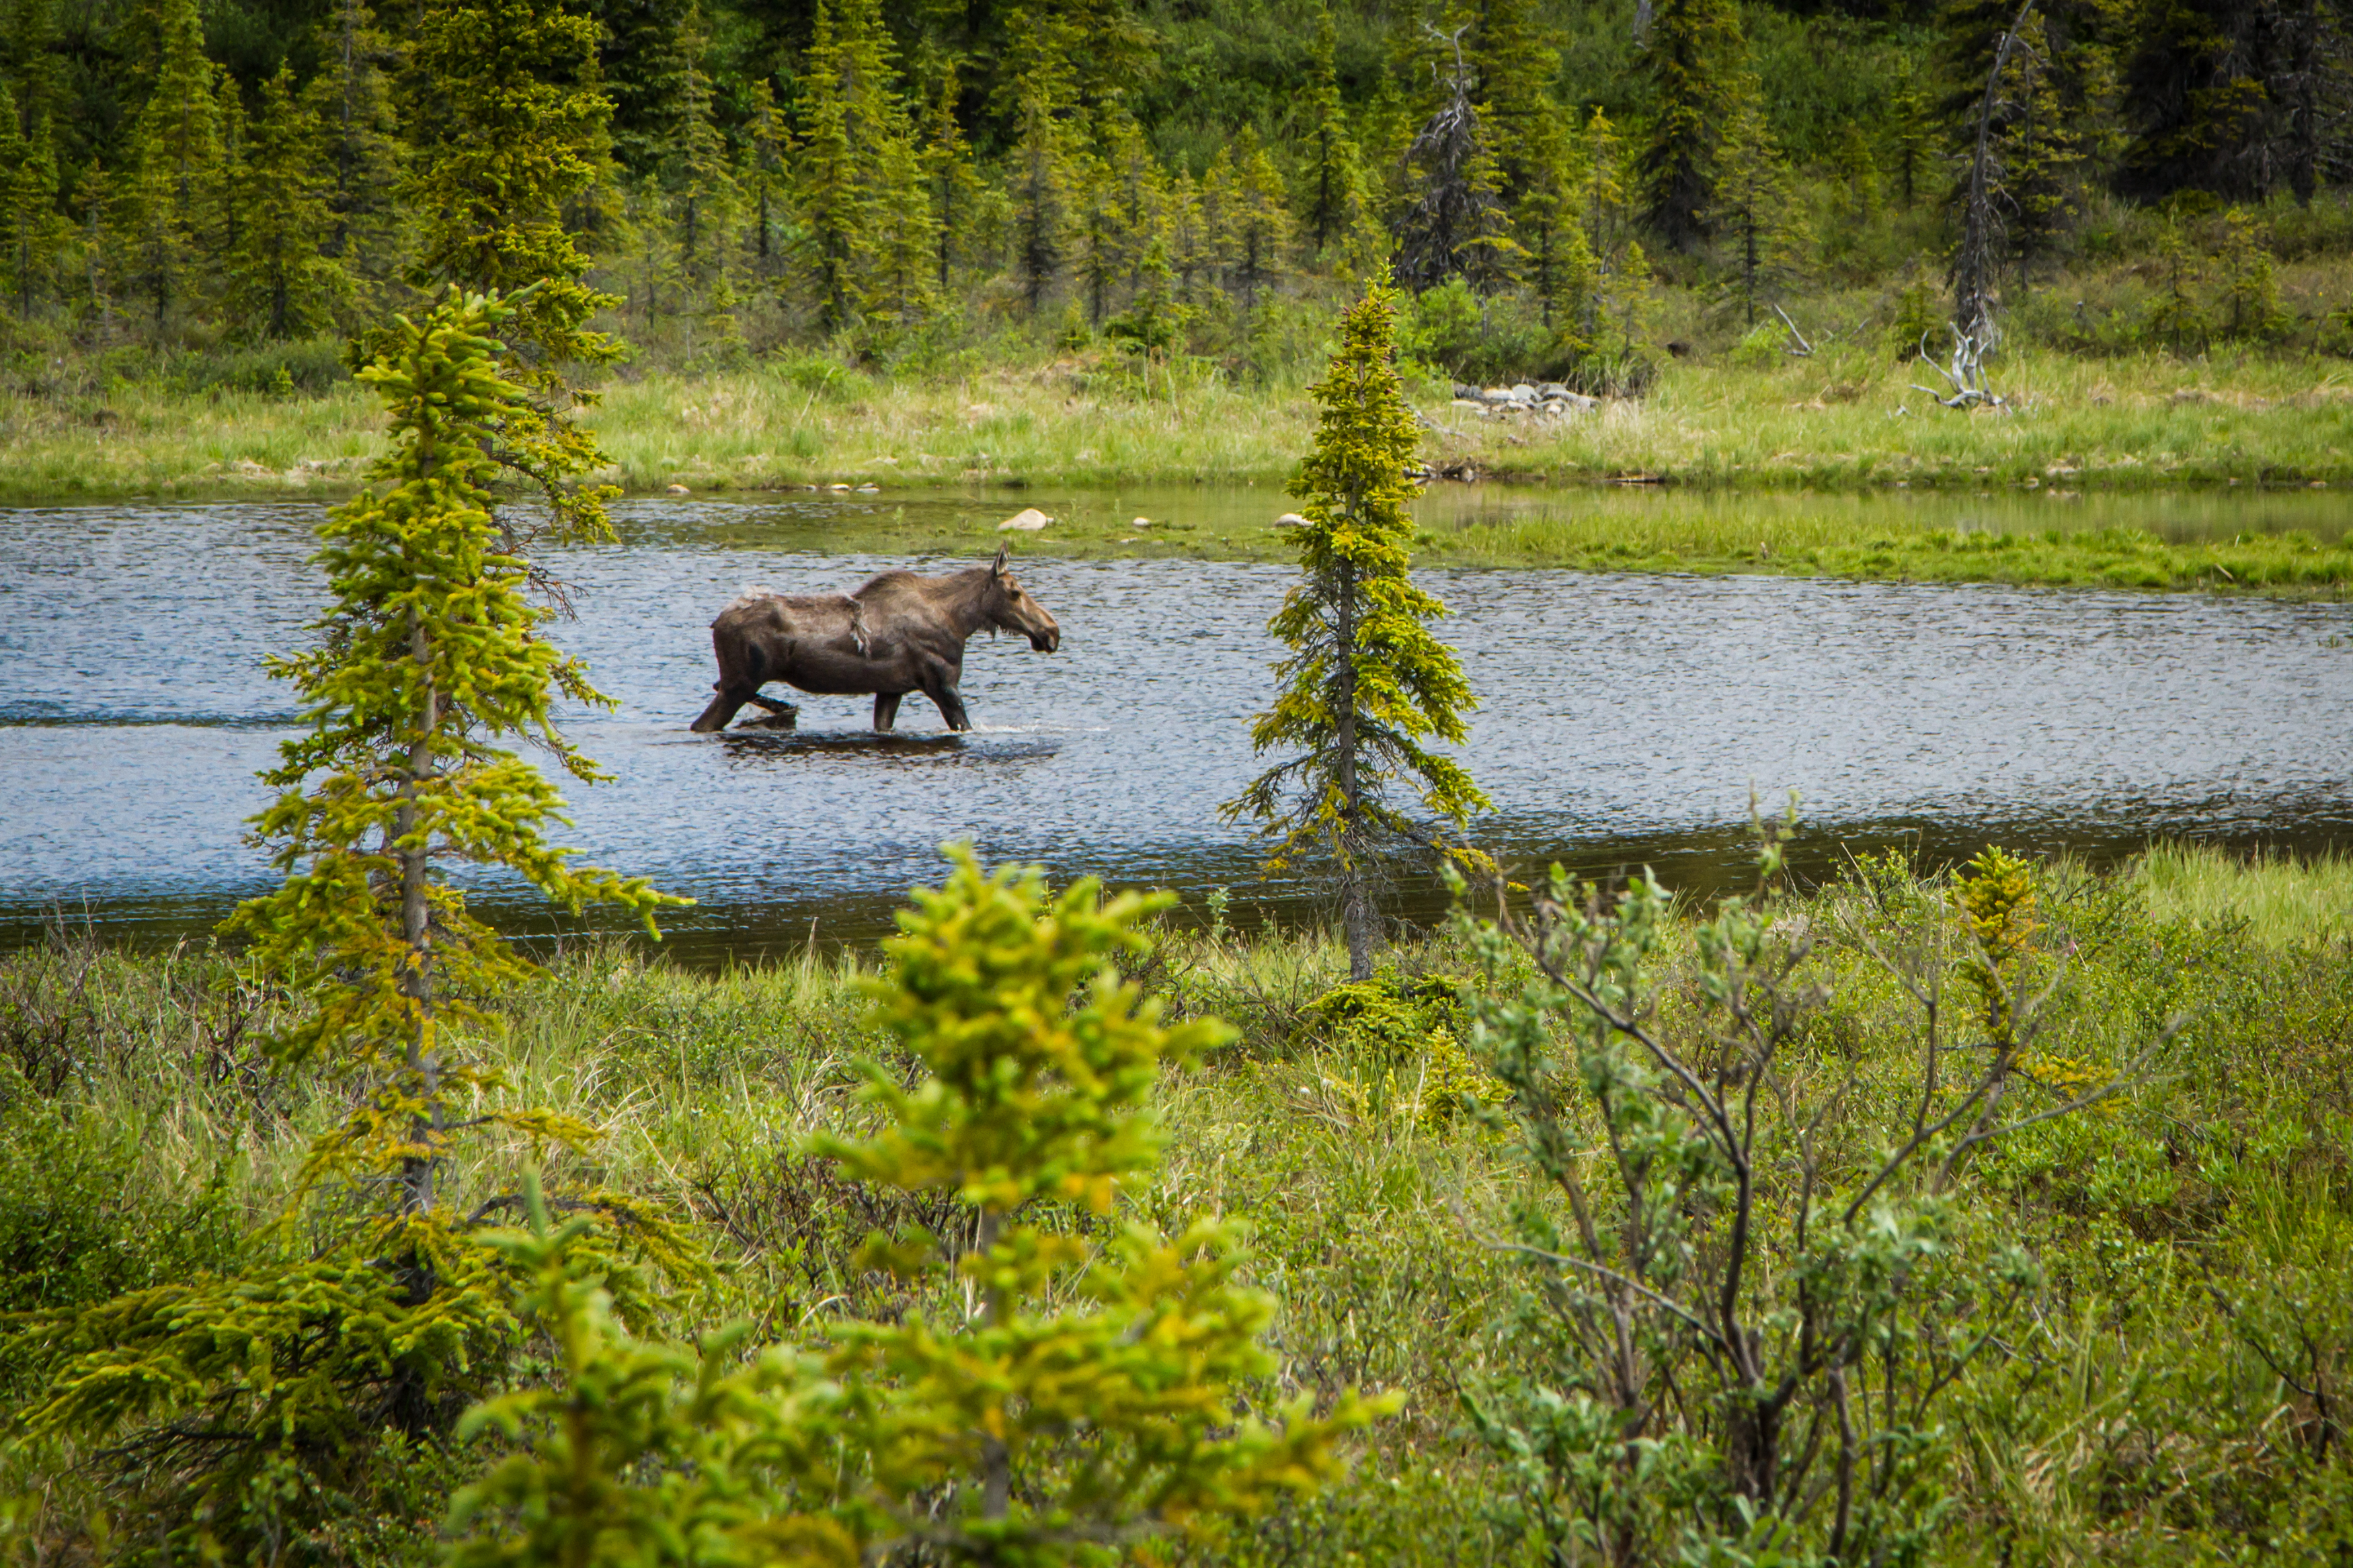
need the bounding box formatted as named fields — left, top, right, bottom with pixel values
left=6, top=842, right=2353, bottom=1561
left=2130, top=841, right=2353, bottom=946
left=7, top=341, right=2353, bottom=506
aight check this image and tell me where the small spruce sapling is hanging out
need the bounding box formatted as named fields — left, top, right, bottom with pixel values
left=450, top=850, right=1389, bottom=1565
left=1226, top=284, right=1488, bottom=980
left=30, top=288, right=689, bottom=1560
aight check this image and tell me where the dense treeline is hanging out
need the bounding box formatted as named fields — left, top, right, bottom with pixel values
left=0, top=0, right=2348, bottom=379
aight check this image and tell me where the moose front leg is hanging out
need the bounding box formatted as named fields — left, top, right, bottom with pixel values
left=873, top=692, right=904, bottom=731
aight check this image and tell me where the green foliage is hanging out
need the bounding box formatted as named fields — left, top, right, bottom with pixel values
left=1226, top=284, right=1488, bottom=979
left=18, top=291, right=688, bottom=1562
left=448, top=850, right=1389, bottom=1567
left=223, top=67, right=352, bottom=341
left=1450, top=810, right=2137, bottom=1564
left=1636, top=0, right=1745, bottom=253
left=1704, top=79, right=1808, bottom=327
left=399, top=0, right=622, bottom=539
left=2215, top=206, right=2292, bottom=343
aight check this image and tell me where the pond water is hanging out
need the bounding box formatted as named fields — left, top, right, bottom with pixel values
left=5, top=493, right=2350, bottom=963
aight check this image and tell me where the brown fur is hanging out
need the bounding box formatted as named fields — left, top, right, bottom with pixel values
left=690, top=547, right=1061, bottom=733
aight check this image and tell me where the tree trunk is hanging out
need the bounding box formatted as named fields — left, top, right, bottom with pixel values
left=1332, top=556, right=1374, bottom=980
left=396, top=607, right=441, bottom=1215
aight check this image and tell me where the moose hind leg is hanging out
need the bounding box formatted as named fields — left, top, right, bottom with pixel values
left=873, top=692, right=903, bottom=731
left=693, top=686, right=753, bottom=732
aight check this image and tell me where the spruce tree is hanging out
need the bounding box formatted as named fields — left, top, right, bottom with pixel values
left=2145, top=218, right=2207, bottom=353
left=1472, top=0, right=1560, bottom=209
left=227, top=67, right=351, bottom=339
left=797, top=0, right=881, bottom=331
left=29, top=288, right=687, bottom=1563
left=2217, top=206, right=2292, bottom=343
left=120, top=0, right=218, bottom=333
left=743, top=75, right=789, bottom=278
left=1995, top=11, right=2082, bottom=294
left=452, top=852, right=1387, bottom=1566
left=207, top=70, right=245, bottom=294
left=1301, top=1, right=1367, bottom=261
left=305, top=0, right=405, bottom=286
left=1001, top=3, right=1077, bottom=313
left=1226, top=284, right=1488, bottom=981
left=1635, top=0, right=1745, bottom=253
left=1229, top=124, right=1291, bottom=313
left=1068, top=145, right=1121, bottom=325
left=869, top=118, right=939, bottom=326
left=672, top=4, right=737, bottom=306
left=401, top=0, right=620, bottom=538
left=919, top=62, right=978, bottom=294
left=0, top=83, right=62, bottom=318
left=1705, top=80, right=1808, bottom=327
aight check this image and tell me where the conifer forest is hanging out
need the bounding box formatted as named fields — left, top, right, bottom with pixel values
left=5, top=2, right=2353, bottom=1567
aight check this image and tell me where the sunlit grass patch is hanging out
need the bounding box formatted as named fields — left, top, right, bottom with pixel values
left=2130, top=841, right=2353, bottom=947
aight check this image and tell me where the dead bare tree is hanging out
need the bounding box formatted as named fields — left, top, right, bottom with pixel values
left=1952, top=0, right=2039, bottom=345
left=1392, top=26, right=1515, bottom=293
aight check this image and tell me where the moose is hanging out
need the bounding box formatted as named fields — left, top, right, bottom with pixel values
left=690, top=547, right=1062, bottom=733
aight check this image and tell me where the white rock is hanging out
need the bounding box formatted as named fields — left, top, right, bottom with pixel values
left=1275, top=512, right=1310, bottom=527
left=1511, top=382, right=1536, bottom=399
left=666, top=483, right=690, bottom=495
left=828, top=482, right=852, bottom=491
left=997, top=507, right=1052, bottom=532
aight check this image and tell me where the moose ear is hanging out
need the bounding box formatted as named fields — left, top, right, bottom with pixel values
left=992, top=544, right=1010, bottom=575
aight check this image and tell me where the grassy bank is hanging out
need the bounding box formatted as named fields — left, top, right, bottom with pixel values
left=9, top=343, right=2353, bottom=498
left=5, top=841, right=2353, bottom=1562
left=7, top=347, right=2353, bottom=597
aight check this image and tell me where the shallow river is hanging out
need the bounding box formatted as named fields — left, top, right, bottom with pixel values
left=5, top=495, right=2350, bottom=962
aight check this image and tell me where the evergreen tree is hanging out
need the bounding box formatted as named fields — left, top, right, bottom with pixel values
left=1165, top=165, right=1209, bottom=301
left=0, top=82, right=63, bottom=317
left=1886, top=54, right=1935, bottom=209
left=120, top=0, right=217, bottom=331
left=206, top=73, right=246, bottom=304
left=672, top=3, right=737, bottom=302
left=1301, top=3, right=1365, bottom=261
left=1472, top=0, right=1561, bottom=208
left=305, top=0, right=405, bottom=283
left=796, top=0, right=889, bottom=331
left=2217, top=206, right=2292, bottom=342
left=450, top=851, right=1386, bottom=1566
left=1000, top=3, right=1077, bottom=313
left=919, top=61, right=978, bottom=295
left=1519, top=126, right=1596, bottom=344
left=73, top=157, right=111, bottom=334
left=2145, top=217, right=2207, bottom=352
left=742, top=75, right=789, bottom=278
left=226, top=66, right=351, bottom=339
left=2117, top=0, right=2307, bottom=202
left=28, top=289, right=686, bottom=1563
left=1995, top=11, right=2083, bottom=292
left=401, top=0, right=620, bottom=537
left=1068, top=145, right=1121, bottom=324
left=869, top=117, right=939, bottom=326
left=1705, top=79, right=1808, bottom=327
left=403, top=0, right=616, bottom=376
left=1229, top=124, right=1291, bottom=313
left=1226, top=284, right=1489, bottom=981
left=1636, top=0, right=1745, bottom=253
left=594, top=0, right=688, bottom=179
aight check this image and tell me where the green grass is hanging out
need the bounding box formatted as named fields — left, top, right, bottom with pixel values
left=5, top=347, right=2353, bottom=599
left=6, top=842, right=2353, bottom=1561
left=2130, top=841, right=2353, bottom=947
